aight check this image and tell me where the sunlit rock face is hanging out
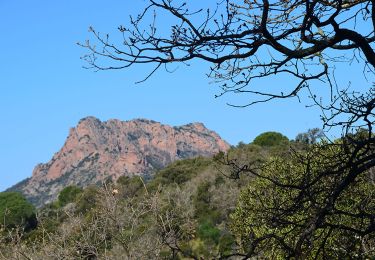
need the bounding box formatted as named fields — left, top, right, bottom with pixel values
left=9, top=117, right=230, bottom=207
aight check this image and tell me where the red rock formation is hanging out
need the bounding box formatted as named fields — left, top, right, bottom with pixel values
left=11, top=117, right=230, bottom=206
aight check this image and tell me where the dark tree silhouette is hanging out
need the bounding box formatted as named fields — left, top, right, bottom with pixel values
left=80, top=0, right=374, bottom=104
left=80, top=0, right=374, bottom=136
left=80, top=0, right=375, bottom=257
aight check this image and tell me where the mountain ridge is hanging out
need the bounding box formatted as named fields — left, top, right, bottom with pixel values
left=9, top=117, right=230, bottom=207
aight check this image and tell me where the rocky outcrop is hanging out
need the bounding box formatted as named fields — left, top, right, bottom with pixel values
left=9, top=117, right=230, bottom=207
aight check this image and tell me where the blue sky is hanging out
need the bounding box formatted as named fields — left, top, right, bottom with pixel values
left=0, top=1, right=363, bottom=191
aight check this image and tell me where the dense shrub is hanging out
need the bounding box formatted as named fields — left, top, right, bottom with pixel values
left=116, top=175, right=144, bottom=197
left=74, top=186, right=99, bottom=213
left=57, top=185, right=82, bottom=207
left=0, top=192, right=37, bottom=231
left=231, top=144, right=375, bottom=258
left=148, top=157, right=211, bottom=190
left=253, top=131, right=289, bottom=147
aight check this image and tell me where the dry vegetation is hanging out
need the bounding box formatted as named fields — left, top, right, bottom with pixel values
left=1, top=131, right=374, bottom=259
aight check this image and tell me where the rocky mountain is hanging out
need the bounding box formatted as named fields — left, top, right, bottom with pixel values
left=9, top=117, right=230, bottom=207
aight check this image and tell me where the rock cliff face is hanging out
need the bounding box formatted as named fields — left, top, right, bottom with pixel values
left=10, top=117, right=230, bottom=207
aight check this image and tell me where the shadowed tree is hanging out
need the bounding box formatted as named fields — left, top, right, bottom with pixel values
left=230, top=141, right=375, bottom=258
left=57, top=185, right=83, bottom=207
left=80, top=0, right=374, bottom=105
left=0, top=192, right=37, bottom=231
left=79, top=0, right=374, bottom=142
left=295, top=128, right=324, bottom=145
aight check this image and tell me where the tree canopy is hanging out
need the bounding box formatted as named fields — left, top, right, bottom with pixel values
left=253, top=131, right=289, bottom=147
left=231, top=142, right=375, bottom=258
left=0, top=192, right=37, bottom=231
left=295, top=128, right=324, bottom=145
left=57, top=185, right=82, bottom=207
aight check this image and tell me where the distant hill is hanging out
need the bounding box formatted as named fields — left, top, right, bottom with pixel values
left=8, top=117, right=230, bottom=207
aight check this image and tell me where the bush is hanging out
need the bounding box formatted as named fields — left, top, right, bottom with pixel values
left=197, top=219, right=221, bottom=244
left=231, top=144, right=375, bottom=258
left=58, top=185, right=82, bottom=207
left=75, top=186, right=99, bottom=213
left=253, top=131, right=289, bottom=147
left=149, top=157, right=211, bottom=189
left=218, top=233, right=235, bottom=255
left=0, top=192, right=37, bottom=231
left=116, top=176, right=144, bottom=197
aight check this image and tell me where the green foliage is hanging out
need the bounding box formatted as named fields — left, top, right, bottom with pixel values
left=116, top=175, right=144, bottom=197
left=294, top=128, right=323, bottom=145
left=24, top=218, right=59, bottom=245
left=253, top=131, right=289, bottom=147
left=236, top=141, right=247, bottom=149
left=224, top=142, right=267, bottom=165
left=192, top=180, right=229, bottom=258
left=194, top=182, right=211, bottom=215
left=218, top=233, right=236, bottom=255
left=231, top=143, right=375, bottom=258
left=75, top=186, right=99, bottom=213
left=148, top=157, right=211, bottom=190
left=0, top=192, right=37, bottom=231
left=6, top=131, right=374, bottom=258
left=197, top=219, right=221, bottom=244
left=57, top=185, right=82, bottom=207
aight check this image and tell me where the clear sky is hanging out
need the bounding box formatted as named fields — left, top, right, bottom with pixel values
left=0, top=1, right=363, bottom=191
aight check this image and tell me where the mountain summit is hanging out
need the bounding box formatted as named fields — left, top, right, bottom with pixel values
left=9, top=117, right=230, bottom=206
